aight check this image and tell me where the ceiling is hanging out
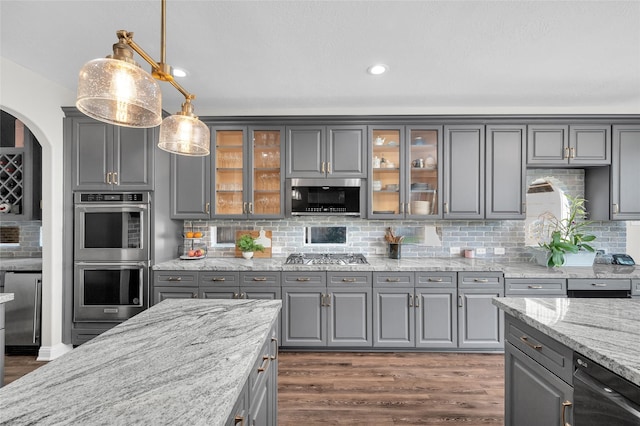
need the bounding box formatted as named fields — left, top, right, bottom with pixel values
left=2, top=0, right=640, bottom=117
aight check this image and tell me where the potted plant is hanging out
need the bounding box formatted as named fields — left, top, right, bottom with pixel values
left=538, top=195, right=596, bottom=267
left=236, top=234, right=265, bottom=259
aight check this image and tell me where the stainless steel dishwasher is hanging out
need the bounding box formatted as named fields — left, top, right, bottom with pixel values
left=4, top=272, right=42, bottom=349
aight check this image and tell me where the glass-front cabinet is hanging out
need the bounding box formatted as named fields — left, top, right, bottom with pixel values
left=213, top=126, right=284, bottom=218
left=369, top=126, right=441, bottom=218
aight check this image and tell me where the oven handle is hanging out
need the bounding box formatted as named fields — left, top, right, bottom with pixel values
left=75, top=261, right=148, bottom=268
left=75, top=204, right=149, bottom=210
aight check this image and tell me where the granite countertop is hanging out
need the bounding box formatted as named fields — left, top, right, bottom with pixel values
left=0, top=257, right=42, bottom=271
left=0, top=298, right=282, bottom=425
left=494, top=297, right=640, bottom=387
left=0, top=293, right=14, bottom=304
left=152, top=256, right=640, bottom=279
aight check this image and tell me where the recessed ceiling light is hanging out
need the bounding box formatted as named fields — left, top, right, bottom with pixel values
left=367, top=64, right=388, bottom=75
left=172, top=68, right=188, bottom=78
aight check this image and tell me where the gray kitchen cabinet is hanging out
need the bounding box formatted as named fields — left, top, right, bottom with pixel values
left=611, top=125, right=640, bottom=219
left=199, top=271, right=241, bottom=299
left=485, top=125, right=526, bottom=219
left=286, top=125, right=366, bottom=178
left=505, top=278, right=567, bottom=297
left=504, top=316, right=574, bottom=426
left=152, top=271, right=199, bottom=304
left=68, top=115, right=154, bottom=191
left=226, top=382, right=248, bottom=426
left=170, top=154, right=211, bottom=219
left=527, top=124, right=609, bottom=166
left=154, top=286, right=198, bottom=302
left=443, top=125, right=485, bottom=219
left=457, top=272, right=504, bottom=350
left=372, top=272, right=415, bottom=348
left=327, top=272, right=372, bottom=347
left=415, top=272, right=457, bottom=349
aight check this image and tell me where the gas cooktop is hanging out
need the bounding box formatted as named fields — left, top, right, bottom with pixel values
left=285, top=253, right=369, bottom=266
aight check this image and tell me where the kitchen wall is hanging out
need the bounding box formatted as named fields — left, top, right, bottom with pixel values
left=0, top=220, right=42, bottom=257
left=184, top=169, right=627, bottom=262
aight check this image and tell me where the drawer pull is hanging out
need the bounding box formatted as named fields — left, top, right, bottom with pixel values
left=271, top=337, right=279, bottom=360
left=234, top=415, right=245, bottom=426
left=474, top=278, right=489, bottom=283
left=211, top=277, right=226, bottom=282
left=528, top=285, right=543, bottom=289
left=520, top=335, right=542, bottom=350
left=561, top=400, right=572, bottom=426
left=591, top=283, right=607, bottom=287
left=428, top=278, right=443, bottom=282
left=192, top=292, right=198, bottom=298
left=342, top=278, right=357, bottom=283
left=168, top=277, right=182, bottom=282
left=252, top=277, right=267, bottom=281
left=296, top=277, right=311, bottom=282
left=257, top=355, right=269, bottom=373
left=386, top=278, right=401, bottom=282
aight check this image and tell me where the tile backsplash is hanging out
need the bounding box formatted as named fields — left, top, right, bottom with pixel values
left=185, top=169, right=627, bottom=262
left=0, top=220, right=42, bottom=258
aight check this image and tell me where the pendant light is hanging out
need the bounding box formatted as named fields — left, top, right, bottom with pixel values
left=76, top=0, right=209, bottom=156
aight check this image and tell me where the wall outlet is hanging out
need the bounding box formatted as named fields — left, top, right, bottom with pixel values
left=494, top=247, right=505, bottom=255
left=475, top=247, right=486, bottom=255
left=272, top=246, right=282, bottom=254
left=449, top=247, right=460, bottom=255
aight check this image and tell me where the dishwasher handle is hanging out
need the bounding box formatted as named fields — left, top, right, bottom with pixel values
left=33, top=278, right=42, bottom=344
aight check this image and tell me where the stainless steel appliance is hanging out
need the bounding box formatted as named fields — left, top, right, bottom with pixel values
left=73, top=192, right=150, bottom=322
left=4, top=272, right=41, bottom=348
left=567, top=281, right=632, bottom=298
left=285, top=253, right=368, bottom=266
left=287, top=178, right=363, bottom=216
left=574, top=353, right=640, bottom=425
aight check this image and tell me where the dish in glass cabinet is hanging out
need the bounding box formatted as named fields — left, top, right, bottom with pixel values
left=386, top=141, right=398, bottom=146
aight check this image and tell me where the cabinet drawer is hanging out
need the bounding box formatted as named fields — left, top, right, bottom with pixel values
left=567, top=278, right=630, bottom=291
left=327, top=271, right=372, bottom=286
left=373, top=272, right=414, bottom=287
left=506, top=316, right=573, bottom=384
left=199, top=271, right=240, bottom=287
left=415, top=272, right=456, bottom=288
left=458, top=272, right=503, bottom=288
left=505, top=278, right=567, bottom=296
left=240, top=271, right=281, bottom=287
left=249, top=325, right=277, bottom=398
left=282, top=271, right=326, bottom=286
left=153, top=271, right=198, bottom=286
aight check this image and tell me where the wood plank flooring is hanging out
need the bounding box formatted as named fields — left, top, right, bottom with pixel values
left=4, top=351, right=505, bottom=425
left=278, top=351, right=504, bottom=425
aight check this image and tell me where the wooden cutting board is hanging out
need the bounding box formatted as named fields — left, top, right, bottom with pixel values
left=235, top=230, right=272, bottom=258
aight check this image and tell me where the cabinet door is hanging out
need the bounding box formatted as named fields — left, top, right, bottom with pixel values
left=370, top=126, right=403, bottom=218
left=458, top=288, right=504, bottom=349
left=443, top=125, right=484, bottom=219
left=612, top=125, right=640, bottom=219
left=406, top=127, right=442, bottom=218
left=214, top=128, right=246, bottom=217
left=113, top=126, right=154, bottom=189
left=569, top=125, right=610, bottom=165
left=415, top=288, right=457, bottom=349
left=71, top=118, right=112, bottom=190
left=281, top=286, right=326, bottom=346
left=286, top=126, right=325, bottom=178
left=226, top=382, right=248, bottom=426
left=251, top=127, right=284, bottom=217
left=505, top=342, right=573, bottom=426
left=200, top=286, right=240, bottom=299
left=153, top=286, right=198, bottom=304
left=526, top=125, right=569, bottom=165
left=373, top=287, right=414, bottom=348
left=170, top=154, right=211, bottom=219
left=327, top=126, right=366, bottom=177
left=485, top=125, right=526, bottom=219
left=327, top=286, right=372, bottom=347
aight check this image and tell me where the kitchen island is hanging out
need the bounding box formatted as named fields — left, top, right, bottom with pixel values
left=0, top=298, right=281, bottom=425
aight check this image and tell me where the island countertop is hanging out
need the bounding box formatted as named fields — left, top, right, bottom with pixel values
left=493, top=297, right=640, bottom=387
left=0, top=298, right=282, bottom=425
left=0, top=293, right=14, bottom=304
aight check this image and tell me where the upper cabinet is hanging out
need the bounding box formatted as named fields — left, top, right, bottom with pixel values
left=286, top=125, right=366, bottom=178
left=68, top=115, right=154, bottom=191
left=368, top=125, right=442, bottom=219
left=611, top=125, right=640, bottom=219
left=527, top=124, right=610, bottom=166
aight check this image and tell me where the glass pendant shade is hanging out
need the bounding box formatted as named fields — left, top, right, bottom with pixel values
left=76, top=57, right=163, bottom=128
left=158, top=114, right=210, bottom=156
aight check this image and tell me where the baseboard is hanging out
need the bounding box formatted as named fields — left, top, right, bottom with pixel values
left=37, top=343, right=73, bottom=361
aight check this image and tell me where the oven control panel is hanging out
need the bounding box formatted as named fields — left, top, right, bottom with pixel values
left=77, top=193, right=148, bottom=203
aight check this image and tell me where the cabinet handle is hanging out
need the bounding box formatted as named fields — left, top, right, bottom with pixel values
left=520, top=335, right=542, bottom=350
left=33, top=278, right=41, bottom=343
left=409, top=294, right=413, bottom=307
left=522, top=202, right=526, bottom=214
left=321, top=161, right=326, bottom=174
left=321, top=294, right=326, bottom=306
left=327, top=162, right=332, bottom=174
left=257, top=355, right=270, bottom=373
left=325, top=293, right=331, bottom=306
left=564, top=147, right=570, bottom=159
left=234, top=292, right=240, bottom=299
left=458, top=295, right=463, bottom=307
left=613, top=203, right=619, bottom=214
left=527, top=285, right=543, bottom=289
left=211, top=277, right=226, bottom=281
left=112, top=171, right=118, bottom=185
left=414, top=293, right=420, bottom=308
left=252, top=277, right=267, bottom=281
left=570, top=147, right=575, bottom=159
left=234, top=415, right=245, bottom=426
left=106, top=172, right=112, bottom=184
left=205, top=202, right=210, bottom=214
left=168, top=277, right=182, bottom=281
left=240, top=292, right=246, bottom=299
left=428, top=278, right=443, bottom=282
left=248, top=202, right=253, bottom=214
left=243, top=202, right=247, bottom=214
left=386, top=277, right=401, bottom=282
left=406, top=202, right=411, bottom=215
left=296, top=277, right=311, bottom=282
left=591, top=283, right=607, bottom=287
left=444, top=202, right=449, bottom=214
left=561, top=400, right=572, bottom=426
left=474, top=278, right=489, bottom=283
left=342, top=278, right=357, bottom=283
left=192, top=292, right=198, bottom=298
left=271, top=337, right=279, bottom=360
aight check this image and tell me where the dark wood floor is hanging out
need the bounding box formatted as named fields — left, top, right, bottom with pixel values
left=5, top=351, right=505, bottom=425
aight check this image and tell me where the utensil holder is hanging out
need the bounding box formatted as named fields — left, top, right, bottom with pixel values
left=389, top=243, right=401, bottom=259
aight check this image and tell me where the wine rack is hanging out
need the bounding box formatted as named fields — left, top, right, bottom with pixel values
left=0, top=152, right=24, bottom=214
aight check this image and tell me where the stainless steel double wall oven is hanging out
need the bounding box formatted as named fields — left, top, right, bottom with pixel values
left=73, top=192, right=150, bottom=322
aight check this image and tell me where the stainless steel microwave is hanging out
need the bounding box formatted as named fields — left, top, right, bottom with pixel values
left=287, top=178, right=363, bottom=216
